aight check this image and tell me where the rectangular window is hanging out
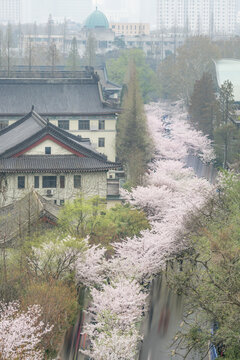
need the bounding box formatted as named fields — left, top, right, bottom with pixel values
left=34, top=176, right=39, bottom=188
left=45, top=147, right=51, bottom=155
left=74, top=175, right=81, bottom=189
left=60, top=176, right=65, bottom=189
left=18, top=176, right=25, bottom=189
left=42, top=176, right=57, bottom=188
left=58, top=120, right=69, bottom=130
left=98, top=120, right=105, bottom=130
left=98, top=138, right=105, bottom=147
left=78, top=120, right=90, bottom=130
left=60, top=199, right=65, bottom=206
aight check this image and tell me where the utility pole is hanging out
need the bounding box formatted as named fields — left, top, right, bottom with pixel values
left=28, top=36, right=32, bottom=72
left=63, top=18, right=68, bottom=56
left=47, top=14, right=53, bottom=44
left=6, top=23, right=12, bottom=78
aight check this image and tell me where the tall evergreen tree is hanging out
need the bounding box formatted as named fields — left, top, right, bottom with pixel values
left=116, top=61, right=152, bottom=186
left=85, top=32, right=97, bottom=67
left=47, top=41, right=59, bottom=74
left=67, top=37, right=80, bottom=72
left=214, top=80, right=240, bottom=169
left=189, top=72, right=218, bottom=138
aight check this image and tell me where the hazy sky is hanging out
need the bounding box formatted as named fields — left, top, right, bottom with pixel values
left=19, top=0, right=240, bottom=26
left=21, top=0, right=157, bottom=25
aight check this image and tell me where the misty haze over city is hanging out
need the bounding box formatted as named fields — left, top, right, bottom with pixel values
left=0, top=1, right=240, bottom=360
left=1, top=0, right=240, bottom=28
left=6, top=0, right=157, bottom=25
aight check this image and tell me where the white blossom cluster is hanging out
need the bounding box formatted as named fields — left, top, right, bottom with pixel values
left=80, top=101, right=215, bottom=359
left=0, top=301, right=53, bottom=360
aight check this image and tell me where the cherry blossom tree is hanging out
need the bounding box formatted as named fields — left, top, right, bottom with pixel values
left=82, top=101, right=216, bottom=359
left=89, top=278, right=147, bottom=329
left=83, top=278, right=146, bottom=359
left=84, top=327, right=141, bottom=360
left=29, top=235, right=107, bottom=288
left=27, top=235, right=86, bottom=280
left=0, top=301, right=53, bottom=360
left=145, top=101, right=215, bottom=163
left=75, top=242, right=107, bottom=288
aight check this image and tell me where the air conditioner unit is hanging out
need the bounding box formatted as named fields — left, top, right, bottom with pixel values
left=46, top=189, right=54, bottom=197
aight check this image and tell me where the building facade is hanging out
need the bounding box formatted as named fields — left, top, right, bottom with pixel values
left=157, top=0, right=237, bottom=35
left=110, top=23, right=150, bottom=36
left=0, top=110, right=118, bottom=207
left=0, top=70, right=119, bottom=163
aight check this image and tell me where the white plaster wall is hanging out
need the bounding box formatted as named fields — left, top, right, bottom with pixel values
left=25, top=139, right=73, bottom=155
left=0, top=172, right=107, bottom=207
left=50, top=118, right=117, bottom=162
left=86, top=131, right=116, bottom=162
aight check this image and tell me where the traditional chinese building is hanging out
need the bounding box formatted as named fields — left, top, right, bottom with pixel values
left=0, top=109, right=119, bottom=207
left=0, top=69, right=119, bottom=163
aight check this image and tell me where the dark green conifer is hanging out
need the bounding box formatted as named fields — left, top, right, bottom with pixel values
left=117, top=61, right=152, bottom=186
left=189, top=72, right=218, bottom=138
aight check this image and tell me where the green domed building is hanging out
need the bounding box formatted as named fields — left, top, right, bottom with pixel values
left=80, top=8, right=115, bottom=58
left=84, top=8, right=109, bottom=29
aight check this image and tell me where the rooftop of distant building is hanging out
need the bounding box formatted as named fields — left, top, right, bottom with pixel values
left=84, top=8, right=109, bottom=29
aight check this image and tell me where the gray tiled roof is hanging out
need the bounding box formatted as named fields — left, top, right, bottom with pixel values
left=0, top=81, right=117, bottom=115
left=0, top=155, right=118, bottom=173
left=0, top=112, right=46, bottom=155
left=0, top=111, right=106, bottom=160
left=96, top=67, right=121, bottom=90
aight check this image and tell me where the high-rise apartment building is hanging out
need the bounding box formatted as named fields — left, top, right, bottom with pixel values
left=157, top=0, right=237, bottom=35
left=0, top=0, right=21, bottom=24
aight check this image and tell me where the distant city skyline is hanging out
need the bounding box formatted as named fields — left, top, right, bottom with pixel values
left=22, top=0, right=93, bottom=23
left=20, top=0, right=158, bottom=27
left=0, top=0, right=239, bottom=29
